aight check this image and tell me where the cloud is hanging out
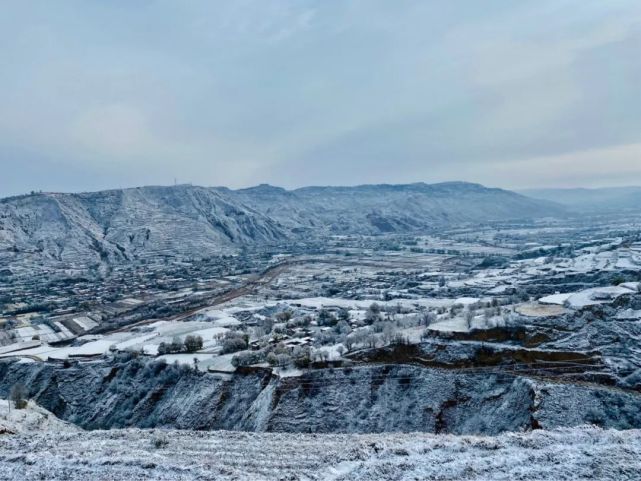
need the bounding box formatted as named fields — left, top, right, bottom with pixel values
left=461, top=142, right=641, bottom=189
left=0, top=0, right=640, bottom=196
left=69, top=104, right=155, bottom=159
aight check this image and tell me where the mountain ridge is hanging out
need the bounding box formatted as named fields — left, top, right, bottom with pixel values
left=0, top=182, right=564, bottom=269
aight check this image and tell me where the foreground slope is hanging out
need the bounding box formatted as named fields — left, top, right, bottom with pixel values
left=0, top=399, right=79, bottom=434
left=0, top=426, right=638, bottom=480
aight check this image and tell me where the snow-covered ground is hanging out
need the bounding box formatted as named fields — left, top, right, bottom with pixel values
left=0, top=320, right=232, bottom=361
left=0, top=426, right=638, bottom=480
left=0, top=399, right=79, bottom=434
left=539, top=285, right=637, bottom=309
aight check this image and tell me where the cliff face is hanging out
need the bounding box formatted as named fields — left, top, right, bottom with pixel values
left=0, top=358, right=639, bottom=434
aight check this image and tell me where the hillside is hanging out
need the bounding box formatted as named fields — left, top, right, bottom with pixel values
left=0, top=185, right=288, bottom=268
left=0, top=426, right=638, bottom=480
left=0, top=182, right=563, bottom=269
left=233, top=182, right=563, bottom=234
left=1, top=357, right=639, bottom=434
left=0, top=399, right=79, bottom=434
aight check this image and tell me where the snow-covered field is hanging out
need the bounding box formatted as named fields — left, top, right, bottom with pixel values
left=539, top=285, right=637, bottom=308
left=0, top=426, right=638, bottom=480
left=0, top=320, right=232, bottom=361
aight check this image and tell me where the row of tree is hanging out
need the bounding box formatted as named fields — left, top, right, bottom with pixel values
left=157, top=335, right=203, bottom=355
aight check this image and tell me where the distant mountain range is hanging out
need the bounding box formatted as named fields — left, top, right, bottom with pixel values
left=0, top=182, right=563, bottom=267
left=520, top=186, right=641, bottom=212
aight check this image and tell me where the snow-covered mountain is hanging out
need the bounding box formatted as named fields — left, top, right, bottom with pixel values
left=0, top=182, right=562, bottom=266
left=0, top=185, right=288, bottom=266
left=233, top=182, right=563, bottom=234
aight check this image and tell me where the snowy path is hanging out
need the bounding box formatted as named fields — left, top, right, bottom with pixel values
left=0, top=427, right=639, bottom=480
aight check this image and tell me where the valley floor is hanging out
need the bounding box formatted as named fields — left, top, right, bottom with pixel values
left=0, top=426, right=639, bottom=480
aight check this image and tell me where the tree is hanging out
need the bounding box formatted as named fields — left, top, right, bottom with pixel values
left=267, top=352, right=292, bottom=367
left=334, top=320, right=351, bottom=335
left=170, top=336, right=184, bottom=353
left=232, top=350, right=264, bottom=367
left=344, top=335, right=355, bottom=352
left=464, top=309, right=474, bottom=330
left=261, top=317, right=274, bottom=334
left=365, top=303, right=382, bottom=324
left=381, top=323, right=396, bottom=345
left=221, top=331, right=248, bottom=354
left=314, top=349, right=330, bottom=362
left=317, top=308, right=336, bottom=326
left=184, top=335, right=203, bottom=353
left=420, top=311, right=436, bottom=326
left=157, top=342, right=169, bottom=355
left=365, top=333, right=379, bottom=348
left=293, top=346, right=312, bottom=368
left=10, top=382, right=27, bottom=410
left=368, top=303, right=381, bottom=315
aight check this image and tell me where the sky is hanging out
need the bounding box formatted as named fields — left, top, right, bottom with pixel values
left=1, top=0, right=640, bottom=197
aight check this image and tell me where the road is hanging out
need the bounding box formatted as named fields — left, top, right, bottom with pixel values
left=107, top=259, right=296, bottom=333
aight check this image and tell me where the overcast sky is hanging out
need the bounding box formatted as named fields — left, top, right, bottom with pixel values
left=1, top=0, right=640, bottom=196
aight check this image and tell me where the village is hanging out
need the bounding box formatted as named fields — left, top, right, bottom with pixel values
left=2, top=215, right=641, bottom=378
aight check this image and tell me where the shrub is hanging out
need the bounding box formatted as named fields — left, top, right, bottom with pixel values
left=151, top=435, right=169, bottom=449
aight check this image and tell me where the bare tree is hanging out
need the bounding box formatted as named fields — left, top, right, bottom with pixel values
left=464, top=309, right=474, bottom=330
left=344, top=336, right=355, bottom=352
left=381, top=323, right=396, bottom=345
left=420, top=311, right=436, bottom=326
left=365, top=333, right=379, bottom=349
